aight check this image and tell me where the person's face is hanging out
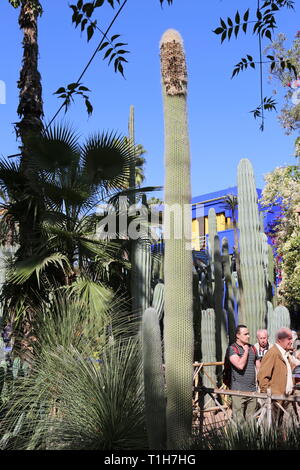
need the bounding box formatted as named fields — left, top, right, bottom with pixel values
left=237, top=328, right=250, bottom=345
left=278, top=333, right=293, bottom=351
left=257, top=332, right=268, bottom=348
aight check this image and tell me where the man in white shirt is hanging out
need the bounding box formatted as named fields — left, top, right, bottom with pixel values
left=254, top=329, right=273, bottom=362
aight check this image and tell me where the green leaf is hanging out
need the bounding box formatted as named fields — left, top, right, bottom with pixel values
left=87, top=24, right=94, bottom=41
left=78, top=86, right=90, bottom=91
left=265, top=29, right=272, bottom=40
left=54, top=87, right=66, bottom=95
left=95, top=0, right=105, bottom=6
left=221, top=31, right=227, bottom=43
left=117, top=61, right=124, bottom=76
left=227, top=17, right=233, bottom=27
left=213, top=27, right=224, bottom=35
left=103, top=48, right=113, bottom=60
left=81, top=18, right=88, bottom=31
left=243, top=9, right=250, bottom=22
left=108, top=52, right=117, bottom=65
left=234, top=25, right=239, bottom=37
left=82, top=2, right=94, bottom=17
left=256, top=9, right=262, bottom=20
left=77, top=0, right=83, bottom=9
left=235, top=11, right=240, bottom=24
left=98, top=41, right=109, bottom=51
left=85, top=99, right=93, bottom=116
left=111, top=34, right=121, bottom=42
left=67, top=83, right=79, bottom=91
left=242, top=23, right=248, bottom=33
left=220, top=18, right=226, bottom=29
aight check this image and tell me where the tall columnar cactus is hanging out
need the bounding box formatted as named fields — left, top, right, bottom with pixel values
left=200, top=308, right=217, bottom=395
left=267, top=304, right=290, bottom=345
left=142, top=307, right=167, bottom=449
left=208, top=208, right=217, bottom=281
left=160, top=29, right=194, bottom=449
left=213, top=234, right=228, bottom=362
left=237, top=158, right=267, bottom=342
left=129, top=106, right=151, bottom=315
left=222, top=237, right=236, bottom=344
left=193, top=267, right=202, bottom=361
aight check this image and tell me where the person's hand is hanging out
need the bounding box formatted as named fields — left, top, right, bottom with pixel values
left=243, top=344, right=249, bottom=352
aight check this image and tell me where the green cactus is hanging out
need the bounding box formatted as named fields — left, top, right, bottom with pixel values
left=200, top=308, right=217, bottom=397
left=129, top=107, right=151, bottom=316
left=237, top=158, right=267, bottom=342
left=142, top=307, right=167, bottom=449
left=213, top=234, right=228, bottom=363
left=222, top=237, right=236, bottom=344
left=193, top=267, right=202, bottom=361
left=267, top=304, right=290, bottom=344
left=152, top=282, right=165, bottom=321
left=160, top=29, right=194, bottom=449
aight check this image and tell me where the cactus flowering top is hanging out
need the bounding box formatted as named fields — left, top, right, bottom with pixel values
left=160, top=29, right=187, bottom=96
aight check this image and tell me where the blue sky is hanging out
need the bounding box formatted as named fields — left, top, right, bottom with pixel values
left=0, top=0, right=298, bottom=199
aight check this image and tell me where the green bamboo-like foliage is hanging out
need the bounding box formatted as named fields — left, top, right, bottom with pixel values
left=142, top=307, right=166, bottom=449
left=237, top=159, right=267, bottom=342
left=266, top=304, right=290, bottom=344
left=160, top=29, right=194, bottom=449
left=222, top=237, right=236, bottom=344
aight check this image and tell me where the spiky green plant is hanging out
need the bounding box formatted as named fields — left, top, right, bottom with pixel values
left=237, top=158, right=267, bottom=340
left=0, top=290, right=145, bottom=450
left=160, top=29, right=194, bottom=449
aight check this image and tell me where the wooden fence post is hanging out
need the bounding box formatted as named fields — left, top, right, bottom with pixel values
left=267, top=388, right=272, bottom=429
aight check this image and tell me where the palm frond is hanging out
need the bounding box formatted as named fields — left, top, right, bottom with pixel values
left=7, top=252, right=71, bottom=287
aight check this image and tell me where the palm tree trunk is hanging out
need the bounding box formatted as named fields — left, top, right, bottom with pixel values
left=16, top=0, right=43, bottom=144
left=16, top=0, right=43, bottom=258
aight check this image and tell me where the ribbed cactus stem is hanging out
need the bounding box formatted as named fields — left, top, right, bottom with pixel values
left=237, top=159, right=267, bottom=342
left=152, top=282, right=165, bottom=321
left=222, top=237, right=235, bottom=344
left=267, top=304, right=290, bottom=344
left=213, top=234, right=227, bottom=361
left=142, top=307, right=167, bottom=449
left=208, top=208, right=217, bottom=279
left=201, top=308, right=217, bottom=396
left=128, top=105, right=136, bottom=206
left=160, top=29, right=194, bottom=449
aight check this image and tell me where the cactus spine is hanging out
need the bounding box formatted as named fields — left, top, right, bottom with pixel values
left=160, top=29, right=194, bottom=449
left=142, top=307, right=167, bottom=449
left=237, top=159, right=267, bottom=342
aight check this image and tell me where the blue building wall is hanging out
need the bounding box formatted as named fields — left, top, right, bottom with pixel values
left=191, top=186, right=280, bottom=255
